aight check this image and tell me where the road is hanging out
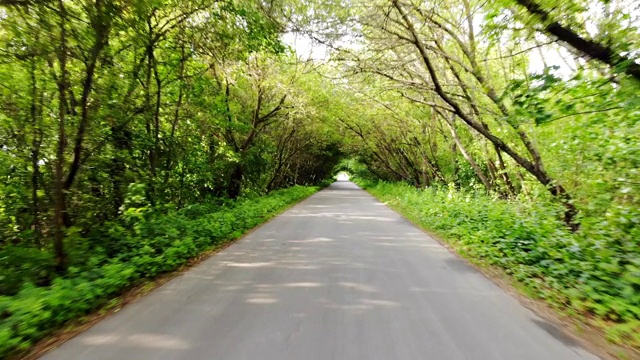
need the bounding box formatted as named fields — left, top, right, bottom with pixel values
left=42, top=181, right=599, bottom=360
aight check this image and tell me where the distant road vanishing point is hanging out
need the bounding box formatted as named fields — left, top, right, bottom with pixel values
left=42, top=181, right=599, bottom=360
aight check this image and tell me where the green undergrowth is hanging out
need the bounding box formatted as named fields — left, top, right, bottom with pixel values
left=0, top=185, right=319, bottom=358
left=357, top=180, right=640, bottom=349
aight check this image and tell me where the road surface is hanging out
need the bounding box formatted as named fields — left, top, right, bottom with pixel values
left=42, top=181, right=598, bottom=360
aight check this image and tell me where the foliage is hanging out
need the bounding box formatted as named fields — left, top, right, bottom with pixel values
left=1, top=0, right=639, bottom=355
left=0, top=0, right=343, bottom=269
left=359, top=180, right=640, bottom=347
left=0, top=185, right=318, bottom=359
left=0, top=0, right=342, bottom=355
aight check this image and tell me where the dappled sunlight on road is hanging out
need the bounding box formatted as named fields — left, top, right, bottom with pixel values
left=289, top=237, right=334, bottom=243
left=221, top=261, right=274, bottom=268
left=246, top=297, right=279, bottom=304
left=283, top=212, right=396, bottom=222
left=283, top=282, right=323, bottom=288
left=82, top=333, right=190, bottom=350
left=41, top=181, right=599, bottom=360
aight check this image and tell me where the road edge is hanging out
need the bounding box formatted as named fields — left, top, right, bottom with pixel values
left=354, top=181, right=636, bottom=360
left=16, top=186, right=325, bottom=360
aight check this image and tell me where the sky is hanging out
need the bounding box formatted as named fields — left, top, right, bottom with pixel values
left=281, top=31, right=577, bottom=77
left=282, top=32, right=328, bottom=61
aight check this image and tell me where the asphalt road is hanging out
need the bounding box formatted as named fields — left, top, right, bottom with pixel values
left=42, top=181, right=599, bottom=360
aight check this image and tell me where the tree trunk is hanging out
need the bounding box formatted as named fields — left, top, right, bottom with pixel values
left=144, top=25, right=155, bottom=198
left=110, top=123, right=131, bottom=215
left=444, top=118, right=492, bottom=192
left=494, top=145, right=516, bottom=196
left=63, top=0, right=109, bottom=193
left=29, top=57, right=42, bottom=247
left=514, top=0, right=640, bottom=82
left=60, top=0, right=110, bottom=228
left=151, top=56, right=161, bottom=179
left=393, top=0, right=580, bottom=230
left=53, top=0, right=68, bottom=272
left=228, top=163, right=243, bottom=199
left=164, top=41, right=186, bottom=185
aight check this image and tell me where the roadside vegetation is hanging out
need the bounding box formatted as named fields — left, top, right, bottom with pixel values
left=318, top=0, right=639, bottom=352
left=0, top=185, right=319, bottom=357
left=1, top=0, right=639, bottom=357
left=357, top=179, right=639, bottom=350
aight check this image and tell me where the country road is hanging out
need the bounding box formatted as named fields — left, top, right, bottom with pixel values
left=42, top=181, right=599, bottom=360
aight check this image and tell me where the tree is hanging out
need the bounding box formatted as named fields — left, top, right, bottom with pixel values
left=510, top=0, right=640, bottom=81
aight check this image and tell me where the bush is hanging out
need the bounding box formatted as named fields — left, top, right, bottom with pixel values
left=0, top=247, right=55, bottom=296
left=0, top=185, right=318, bottom=359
